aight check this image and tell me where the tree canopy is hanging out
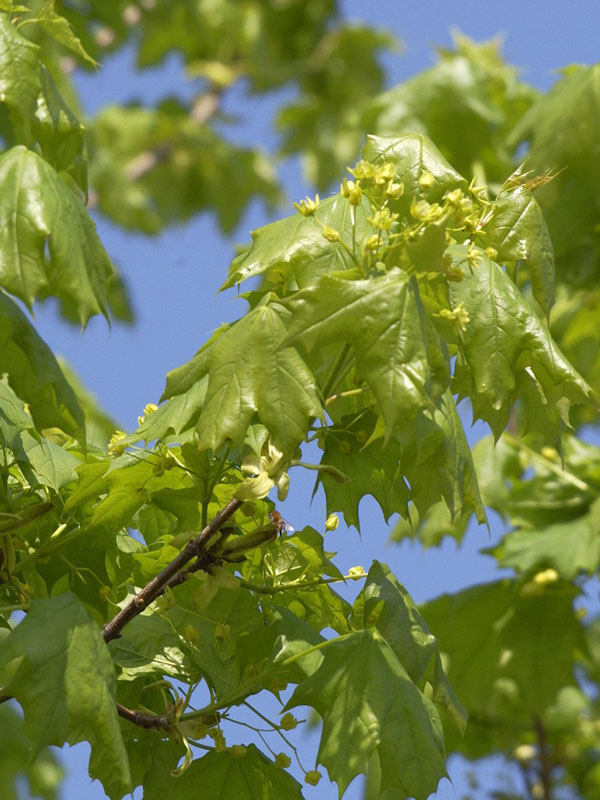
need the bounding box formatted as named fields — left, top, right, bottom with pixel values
left=0, top=3, right=600, bottom=800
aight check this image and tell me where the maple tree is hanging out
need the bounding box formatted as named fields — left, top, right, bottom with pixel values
left=1, top=3, right=600, bottom=800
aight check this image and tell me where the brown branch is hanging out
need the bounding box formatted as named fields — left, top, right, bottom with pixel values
left=117, top=702, right=171, bottom=730
left=0, top=694, right=11, bottom=704
left=533, top=714, right=552, bottom=800
left=102, top=498, right=242, bottom=642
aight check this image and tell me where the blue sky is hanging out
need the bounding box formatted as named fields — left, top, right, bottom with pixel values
left=30, top=2, right=600, bottom=799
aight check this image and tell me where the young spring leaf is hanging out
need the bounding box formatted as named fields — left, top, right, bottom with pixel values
left=162, top=299, right=323, bottom=457
left=284, top=269, right=449, bottom=438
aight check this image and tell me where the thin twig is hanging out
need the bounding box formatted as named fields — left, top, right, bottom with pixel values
left=116, top=702, right=170, bottom=730
left=102, top=498, right=242, bottom=642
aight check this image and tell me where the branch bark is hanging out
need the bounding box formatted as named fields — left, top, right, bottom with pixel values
left=102, top=497, right=242, bottom=642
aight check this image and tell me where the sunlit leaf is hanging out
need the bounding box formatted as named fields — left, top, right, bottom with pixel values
left=0, top=146, right=113, bottom=324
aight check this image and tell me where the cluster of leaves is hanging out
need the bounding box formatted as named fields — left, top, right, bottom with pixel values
left=1, top=3, right=600, bottom=800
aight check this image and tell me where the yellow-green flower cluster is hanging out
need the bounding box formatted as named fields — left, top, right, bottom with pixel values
left=436, top=302, right=470, bottom=332
left=293, top=194, right=320, bottom=216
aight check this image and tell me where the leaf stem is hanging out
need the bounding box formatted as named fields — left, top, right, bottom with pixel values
left=502, top=433, right=595, bottom=494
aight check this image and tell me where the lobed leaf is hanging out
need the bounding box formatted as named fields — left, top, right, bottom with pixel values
left=0, top=146, right=113, bottom=324
left=448, top=246, right=595, bottom=438
left=284, top=269, right=450, bottom=438
left=286, top=628, right=446, bottom=799
left=0, top=290, right=84, bottom=438
left=0, top=593, right=131, bottom=800
left=162, top=300, right=323, bottom=457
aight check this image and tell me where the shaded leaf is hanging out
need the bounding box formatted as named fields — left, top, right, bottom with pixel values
left=317, top=412, right=408, bottom=530
left=0, top=593, right=130, bottom=799
left=421, top=579, right=586, bottom=714
left=353, top=561, right=466, bottom=731
left=143, top=744, right=304, bottom=800
left=286, top=629, right=446, bottom=799
left=0, top=290, right=84, bottom=438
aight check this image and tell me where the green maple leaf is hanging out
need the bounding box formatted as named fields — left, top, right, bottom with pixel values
left=354, top=561, right=467, bottom=732
left=284, top=269, right=449, bottom=438
left=317, top=412, right=408, bottom=530
left=142, top=745, right=304, bottom=800
left=221, top=192, right=371, bottom=290
left=162, top=299, right=323, bottom=457
left=0, top=146, right=113, bottom=324
left=508, top=64, right=600, bottom=288
left=361, top=133, right=467, bottom=216
left=489, top=496, right=600, bottom=580
left=286, top=628, right=446, bottom=799
left=482, top=184, right=555, bottom=316
left=397, top=389, right=486, bottom=523
left=0, top=594, right=131, bottom=800
left=421, top=579, right=586, bottom=714
left=0, top=290, right=84, bottom=438
left=0, top=13, right=40, bottom=144
left=448, top=246, right=595, bottom=437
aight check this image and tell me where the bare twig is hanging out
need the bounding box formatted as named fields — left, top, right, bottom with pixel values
left=116, top=702, right=171, bottom=730
left=102, top=498, right=242, bottom=642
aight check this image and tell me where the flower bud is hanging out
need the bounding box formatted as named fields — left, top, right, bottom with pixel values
left=325, top=514, right=339, bottom=531
left=322, top=226, right=341, bottom=242
left=305, top=770, right=321, bottom=786
left=280, top=712, right=298, bottom=731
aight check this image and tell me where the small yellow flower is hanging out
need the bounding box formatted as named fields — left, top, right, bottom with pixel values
left=385, top=181, right=404, bottom=199
left=214, top=622, right=231, bottom=640
left=418, top=170, right=434, bottom=189
left=322, top=226, right=341, bottom=242
left=436, top=302, right=470, bottom=333
left=108, top=430, right=127, bottom=456
left=275, top=753, right=292, bottom=768
left=484, top=247, right=498, bottom=261
left=374, top=162, right=396, bottom=185
left=348, top=160, right=374, bottom=180
left=348, top=566, right=366, bottom=579
left=325, top=514, right=339, bottom=531
left=305, top=770, right=321, bottom=786
left=293, top=194, right=320, bottom=216
left=184, top=624, right=198, bottom=643
left=364, top=234, right=380, bottom=251
left=280, top=712, right=298, bottom=731
left=340, top=178, right=363, bottom=205
left=229, top=745, right=247, bottom=758
left=444, top=188, right=465, bottom=208
left=367, top=208, right=399, bottom=231
left=533, top=568, right=559, bottom=585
